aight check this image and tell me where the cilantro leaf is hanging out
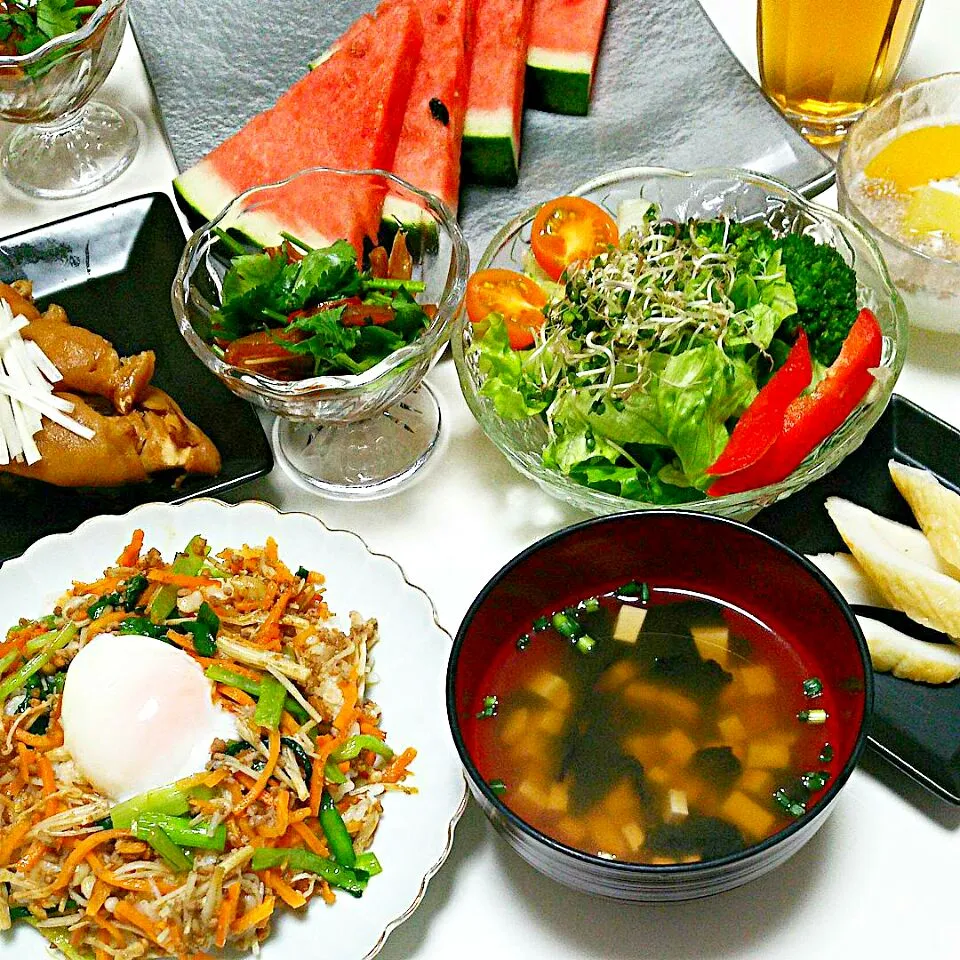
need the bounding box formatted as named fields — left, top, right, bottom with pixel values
left=37, top=0, right=84, bottom=39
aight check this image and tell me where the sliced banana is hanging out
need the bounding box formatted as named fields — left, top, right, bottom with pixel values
left=857, top=615, right=960, bottom=685
left=825, top=497, right=960, bottom=640
left=889, top=460, right=960, bottom=580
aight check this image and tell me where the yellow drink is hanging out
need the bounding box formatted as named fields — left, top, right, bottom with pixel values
left=758, top=0, right=925, bottom=144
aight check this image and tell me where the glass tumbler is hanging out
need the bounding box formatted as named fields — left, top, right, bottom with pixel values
left=757, top=0, right=925, bottom=145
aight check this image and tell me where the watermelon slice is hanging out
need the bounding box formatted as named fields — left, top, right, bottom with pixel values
left=173, top=1, right=423, bottom=252
left=461, top=0, right=535, bottom=188
left=312, top=0, right=474, bottom=239
left=384, top=0, right=474, bottom=234
left=526, top=0, right=609, bottom=116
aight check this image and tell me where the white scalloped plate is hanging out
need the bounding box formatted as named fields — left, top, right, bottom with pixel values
left=0, top=499, right=467, bottom=960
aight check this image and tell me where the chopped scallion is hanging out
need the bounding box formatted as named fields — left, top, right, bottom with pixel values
left=476, top=695, right=499, bottom=719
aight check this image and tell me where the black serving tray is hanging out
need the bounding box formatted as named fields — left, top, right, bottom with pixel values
left=0, top=193, right=273, bottom=564
left=754, top=395, right=960, bottom=805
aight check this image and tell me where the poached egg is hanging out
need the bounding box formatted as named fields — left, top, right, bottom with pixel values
left=61, top=632, right=237, bottom=801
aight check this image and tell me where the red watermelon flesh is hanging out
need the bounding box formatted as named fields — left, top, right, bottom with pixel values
left=174, top=1, right=424, bottom=252
left=319, top=0, right=473, bottom=216
left=391, top=0, right=473, bottom=213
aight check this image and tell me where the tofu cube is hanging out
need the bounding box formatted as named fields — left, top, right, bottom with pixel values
left=613, top=604, right=647, bottom=644
left=691, top=623, right=730, bottom=666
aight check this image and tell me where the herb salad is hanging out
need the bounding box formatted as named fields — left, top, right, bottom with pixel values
left=465, top=195, right=881, bottom=502
left=206, top=230, right=433, bottom=380
left=0, top=0, right=98, bottom=66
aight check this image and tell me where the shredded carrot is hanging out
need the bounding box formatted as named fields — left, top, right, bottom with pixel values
left=91, top=913, right=124, bottom=946
left=146, top=569, right=218, bottom=589
left=264, top=870, right=307, bottom=909
left=319, top=880, right=336, bottom=905
left=16, top=840, right=47, bottom=873
left=309, top=736, right=330, bottom=816
left=235, top=728, right=281, bottom=813
left=307, top=571, right=325, bottom=586
left=232, top=895, right=276, bottom=935
left=0, top=818, right=33, bottom=866
left=359, top=720, right=386, bottom=740
left=258, top=789, right=290, bottom=839
left=203, top=768, right=228, bottom=788
left=86, top=878, right=111, bottom=917
left=94, top=947, right=110, bottom=960
left=87, top=852, right=178, bottom=894
left=334, top=680, right=358, bottom=737
left=218, top=685, right=257, bottom=708
left=280, top=712, right=300, bottom=736
left=36, top=752, right=59, bottom=817
left=382, top=747, right=418, bottom=784
left=254, top=588, right=293, bottom=646
left=15, top=741, right=31, bottom=782
left=290, top=821, right=328, bottom=858
left=85, top=609, right=131, bottom=636
left=216, top=881, right=241, bottom=948
left=15, top=725, right=63, bottom=750
left=70, top=926, right=85, bottom=949
left=113, top=900, right=164, bottom=947
left=116, top=529, right=145, bottom=567
left=51, top=830, right=127, bottom=891
left=72, top=575, right=123, bottom=596
left=289, top=807, right=313, bottom=824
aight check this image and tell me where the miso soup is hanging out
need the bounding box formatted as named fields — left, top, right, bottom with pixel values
left=470, top=586, right=838, bottom=865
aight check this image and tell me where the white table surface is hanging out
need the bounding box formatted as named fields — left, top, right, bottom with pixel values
left=1, top=2, right=959, bottom=958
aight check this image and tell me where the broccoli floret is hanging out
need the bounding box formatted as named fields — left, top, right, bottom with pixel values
left=777, top=233, right=859, bottom=366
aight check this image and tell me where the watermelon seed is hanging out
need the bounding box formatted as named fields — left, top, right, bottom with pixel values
left=429, top=98, right=450, bottom=126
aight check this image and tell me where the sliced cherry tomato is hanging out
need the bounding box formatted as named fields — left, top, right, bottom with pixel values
left=223, top=331, right=312, bottom=380
left=530, top=196, right=619, bottom=281
left=341, top=304, right=396, bottom=327
left=465, top=268, right=548, bottom=349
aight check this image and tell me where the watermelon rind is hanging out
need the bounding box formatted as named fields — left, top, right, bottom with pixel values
left=461, top=108, right=519, bottom=188
left=525, top=47, right=594, bottom=115
left=173, top=162, right=337, bottom=251
left=381, top=195, right=441, bottom=255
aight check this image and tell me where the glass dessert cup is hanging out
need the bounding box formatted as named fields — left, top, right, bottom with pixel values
left=0, top=0, right=138, bottom=199
left=452, top=166, right=908, bottom=520
left=173, top=167, right=469, bottom=501
left=837, top=72, right=960, bottom=334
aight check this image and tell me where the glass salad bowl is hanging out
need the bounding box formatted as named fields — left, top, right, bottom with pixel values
left=173, top=167, right=468, bottom=500
left=0, top=0, right=138, bottom=199
left=452, top=166, right=908, bottom=521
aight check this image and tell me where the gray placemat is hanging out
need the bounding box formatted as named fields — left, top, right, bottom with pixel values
left=130, top=0, right=834, bottom=262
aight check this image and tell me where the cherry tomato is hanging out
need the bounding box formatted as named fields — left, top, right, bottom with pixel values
left=465, top=268, right=548, bottom=349
left=223, top=331, right=312, bottom=380
left=530, top=196, right=619, bottom=281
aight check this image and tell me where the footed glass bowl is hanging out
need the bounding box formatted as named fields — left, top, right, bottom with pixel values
left=173, top=167, right=468, bottom=500
left=0, top=0, right=138, bottom=199
left=452, top=166, right=908, bottom=520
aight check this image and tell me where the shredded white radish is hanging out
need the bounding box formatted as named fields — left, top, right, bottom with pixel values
left=0, top=298, right=94, bottom=463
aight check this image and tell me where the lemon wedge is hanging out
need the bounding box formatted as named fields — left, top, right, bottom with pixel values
left=903, top=181, right=960, bottom=243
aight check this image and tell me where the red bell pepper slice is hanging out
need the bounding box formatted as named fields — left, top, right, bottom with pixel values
left=707, top=308, right=883, bottom=497
left=707, top=330, right=812, bottom=477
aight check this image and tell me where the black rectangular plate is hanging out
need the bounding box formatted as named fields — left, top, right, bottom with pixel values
left=0, top=193, right=273, bottom=564
left=753, top=395, right=960, bottom=805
